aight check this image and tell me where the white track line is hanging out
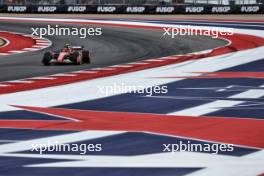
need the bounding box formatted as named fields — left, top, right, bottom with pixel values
left=6, top=80, right=34, bottom=84
left=109, top=65, right=134, bottom=68
left=22, top=48, right=40, bottom=51
left=0, top=84, right=10, bottom=87
left=73, top=70, right=98, bottom=74
left=168, top=85, right=264, bottom=116
left=29, top=77, right=57, bottom=80
left=9, top=50, right=27, bottom=53
left=52, top=74, right=77, bottom=77
left=147, top=59, right=165, bottom=62
left=129, top=62, right=148, bottom=65
left=91, top=68, right=116, bottom=71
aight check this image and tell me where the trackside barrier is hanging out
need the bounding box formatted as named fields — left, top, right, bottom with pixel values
left=0, top=4, right=263, bottom=14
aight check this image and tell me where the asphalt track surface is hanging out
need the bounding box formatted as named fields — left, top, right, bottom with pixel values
left=0, top=21, right=227, bottom=81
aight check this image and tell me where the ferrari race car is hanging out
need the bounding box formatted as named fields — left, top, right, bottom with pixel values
left=42, top=44, right=91, bottom=66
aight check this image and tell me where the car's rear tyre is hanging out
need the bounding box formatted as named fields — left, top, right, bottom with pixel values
left=70, top=51, right=81, bottom=65
left=42, top=52, right=53, bottom=66
left=82, top=50, right=90, bottom=63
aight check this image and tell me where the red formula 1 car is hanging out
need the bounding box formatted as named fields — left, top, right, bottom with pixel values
left=42, top=44, right=91, bottom=66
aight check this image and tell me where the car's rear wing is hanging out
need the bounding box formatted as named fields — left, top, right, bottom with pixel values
left=72, top=46, right=84, bottom=50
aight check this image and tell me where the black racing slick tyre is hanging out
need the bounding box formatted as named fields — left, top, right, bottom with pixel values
left=82, top=50, right=90, bottom=64
left=70, top=51, right=80, bottom=65
left=42, top=52, right=53, bottom=66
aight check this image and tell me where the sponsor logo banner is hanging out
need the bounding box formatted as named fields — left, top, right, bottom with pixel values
left=0, top=5, right=263, bottom=14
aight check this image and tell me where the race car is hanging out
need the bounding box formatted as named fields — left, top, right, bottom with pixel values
left=42, top=44, right=91, bottom=66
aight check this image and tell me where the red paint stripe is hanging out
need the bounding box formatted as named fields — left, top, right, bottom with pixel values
left=0, top=32, right=35, bottom=53
left=0, top=105, right=262, bottom=148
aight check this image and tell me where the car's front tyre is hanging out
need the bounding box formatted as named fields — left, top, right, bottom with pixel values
left=42, top=52, right=53, bottom=66
left=70, top=51, right=81, bottom=65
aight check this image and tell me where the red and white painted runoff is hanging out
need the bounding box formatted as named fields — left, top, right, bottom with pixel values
left=0, top=31, right=51, bottom=56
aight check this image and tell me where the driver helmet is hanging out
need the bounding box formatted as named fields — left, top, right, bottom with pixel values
left=64, top=44, right=70, bottom=49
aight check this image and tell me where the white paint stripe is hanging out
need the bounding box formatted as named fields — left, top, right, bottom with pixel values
left=169, top=85, right=264, bottom=116
left=36, top=39, right=49, bottom=43
left=160, top=57, right=180, bottom=60
left=29, top=77, right=56, bottom=80
left=91, top=68, right=116, bottom=71
left=0, top=53, right=9, bottom=55
left=36, top=42, right=50, bottom=45
left=146, top=59, right=165, bottom=62
left=191, top=49, right=213, bottom=55
left=129, top=62, right=148, bottom=65
left=73, top=70, right=98, bottom=74
left=0, top=84, right=10, bottom=87
left=22, top=48, right=40, bottom=51
left=52, top=73, right=76, bottom=77
left=6, top=80, right=34, bottom=84
left=32, top=45, right=48, bottom=48
left=9, top=50, right=27, bottom=53
left=109, top=65, right=133, bottom=68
